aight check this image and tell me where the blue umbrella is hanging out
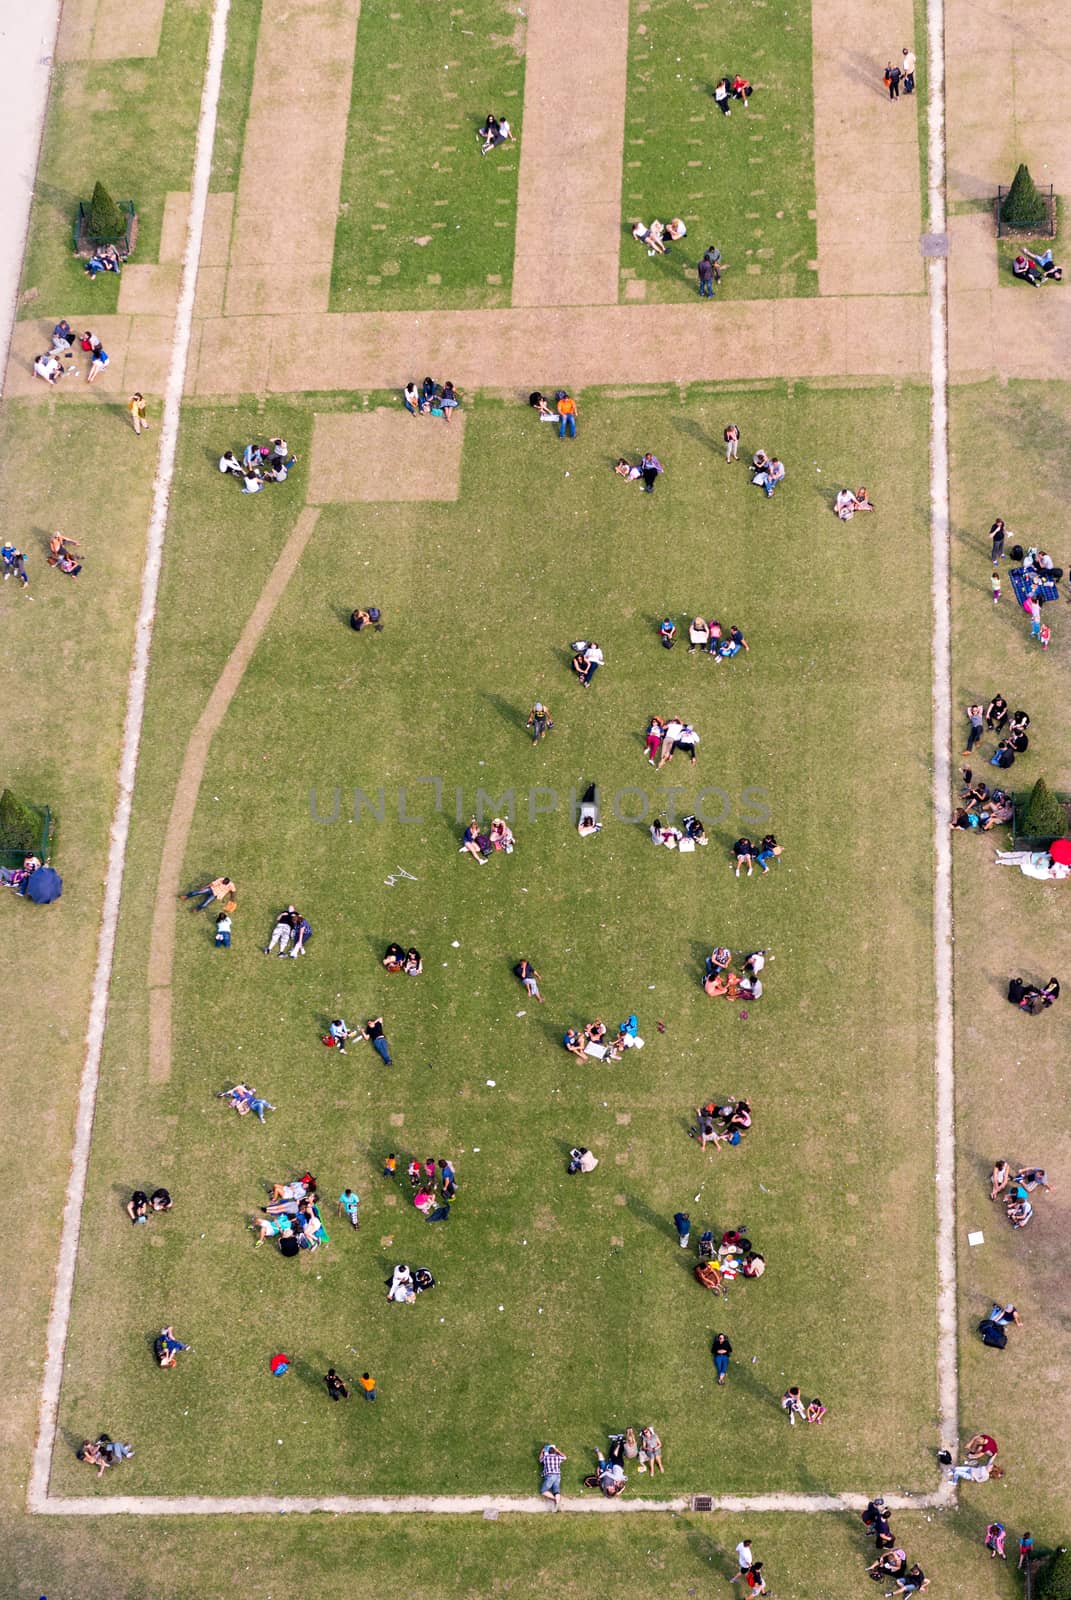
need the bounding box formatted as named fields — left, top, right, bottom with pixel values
left=23, top=865, right=62, bottom=903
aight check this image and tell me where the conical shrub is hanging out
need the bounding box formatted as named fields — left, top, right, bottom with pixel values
left=1002, top=163, right=1047, bottom=229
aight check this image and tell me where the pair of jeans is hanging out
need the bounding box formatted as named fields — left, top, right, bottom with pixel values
left=185, top=887, right=215, bottom=910
left=558, top=413, right=576, bottom=438
left=215, top=931, right=231, bottom=948
left=582, top=661, right=599, bottom=684
left=966, top=723, right=983, bottom=752
left=714, top=1353, right=729, bottom=1378
left=699, top=279, right=714, bottom=297
left=373, top=1036, right=393, bottom=1065
left=250, top=1099, right=272, bottom=1121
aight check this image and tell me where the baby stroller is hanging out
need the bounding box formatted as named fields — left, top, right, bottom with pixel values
left=697, top=1230, right=716, bottom=1261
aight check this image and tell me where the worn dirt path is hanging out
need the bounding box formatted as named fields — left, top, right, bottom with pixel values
left=224, top=0, right=361, bottom=316
left=146, top=507, right=321, bottom=1083
left=811, top=0, right=924, bottom=295
left=511, top=0, right=630, bottom=308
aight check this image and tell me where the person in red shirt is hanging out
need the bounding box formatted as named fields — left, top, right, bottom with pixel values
left=965, top=1432, right=998, bottom=1462
left=745, top=1563, right=767, bottom=1594
left=731, top=75, right=753, bottom=107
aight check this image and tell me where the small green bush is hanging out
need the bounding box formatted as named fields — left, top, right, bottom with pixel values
left=0, top=788, right=43, bottom=853
left=1020, top=776, right=1068, bottom=840
left=1038, top=1547, right=1071, bottom=1600
left=1002, top=163, right=1047, bottom=229
left=87, top=180, right=127, bottom=242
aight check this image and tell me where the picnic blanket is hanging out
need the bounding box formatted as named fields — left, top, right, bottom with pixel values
left=1010, top=566, right=1059, bottom=606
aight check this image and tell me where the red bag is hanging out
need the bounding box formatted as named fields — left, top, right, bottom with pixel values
left=321, top=1034, right=336, bottom=1047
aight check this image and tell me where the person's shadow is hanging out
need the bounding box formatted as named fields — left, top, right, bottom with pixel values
left=479, top=692, right=527, bottom=732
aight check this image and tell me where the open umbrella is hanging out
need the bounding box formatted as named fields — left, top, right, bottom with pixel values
left=23, top=865, right=62, bottom=903
left=1048, top=839, right=1071, bottom=866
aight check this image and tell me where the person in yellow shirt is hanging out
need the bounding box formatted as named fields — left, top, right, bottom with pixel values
left=128, top=392, right=149, bottom=435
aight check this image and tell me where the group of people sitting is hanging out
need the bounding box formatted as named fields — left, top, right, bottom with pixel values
left=570, top=640, right=604, bottom=684
left=349, top=604, right=384, bottom=632
left=217, top=1083, right=276, bottom=1121
left=704, top=948, right=767, bottom=1001
left=862, top=1497, right=930, bottom=1593
left=47, top=530, right=83, bottom=577
left=833, top=486, right=876, bottom=520
left=733, top=835, right=782, bottom=876
left=989, top=1158, right=1052, bottom=1228
left=77, top=1434, right=134, bottom=1475
left=252, top=1172, right=329, bottom=1253
left=460, top=814, right=516, bottom=861
left=402, top=377, right=461, bottom=418
left=562, top=1014, right=642, bottom=1064
left=750, top=448, right=785, bottom=497
left=126, top=1187, right=173, bottom=1224
left=385, top=1263, right=436, bottom=1303
left=477, top=113, right=514, bottom=154
left=953, top=762, right=1012, bottom=827
left=323, top=1016, right=393, bottom=1064
left=693, top=1225, right=766, bottom=1293
left=262, top=905, right=312, bottom=958
left=84, top=243, right=123, bottom=278
left=693, top=1097, right=753, bottom=1150
left=1007, top=975, right=1060, bottom=1012
left=383, top=942, right=422, bottom=975
left=713, top=74, right=754, bottom=113
left=218, top=439, right=297, bottom=493
left=0, top=852, right=42, bottom=890
left=595, top=1426, right=664, bottom=1491
left=649, top=814, right=708, bottom=849
left=631, top=217, right=688, bottom=256
left=35, top=325, right=109, bottom=384
left=615, top=453, right=664, bottom=492
left=654, top=619, right=750, bottom=657
left=1011, top=247, right=1063, bottom=285
left=645, top=714, right=701, bottom=764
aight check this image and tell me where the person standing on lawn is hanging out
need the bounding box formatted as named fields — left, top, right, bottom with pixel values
left=989, top=517, right=1007, bottom=562
left=128, top=392, right=149, bottom=436
left=359, top=1372, right=377, bottom=1402
left=697, top=252, right=715, bottom=298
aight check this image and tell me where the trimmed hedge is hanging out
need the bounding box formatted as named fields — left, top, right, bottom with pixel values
left=0, top=788, right=42, bottom=854
left=1020, top=776, right=1068, bottom=841
left=1002, top=163, right=1047, bottom=229
left=1038, top=1548, right=1071, bottom=1600
left=87, top=180, right=127, bottom=242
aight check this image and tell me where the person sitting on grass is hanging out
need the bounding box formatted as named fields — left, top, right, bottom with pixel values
left=563, top=1028, right=587, bottom=1060
left=490, top=817, right=515, bottom=852
left=252, top=1212, right=291, bottom=1245
left=34, top=353, right=62, bottom=385
left=632, top=220, right=667, bottom=256
left=481, top=116, right=513, bottom=154
left=386, top=1264, right=416, bottom=1303
left=151, top=1187, right=172, bottom=1211
left=1012, top=253, right=1042, bottom=286
left=127, top=1190, right=149, bottom=1225
left=731, top=74, right=753, bottom=106
left=835, top=487, right=859, bottom=520
left=615, top=457, right=643, bottom=481
left=1023, top=248, right=1063, bottom=282
left=328, top=1018, right=357, bottom=1052
left=659, top=616, right=676, bottom=649
left=854, top=485, right=875, bottom=511
left=404, top=948, right=423, bottom=975
left=460, top=816, right=490, bottom=863
left=637, top=1426, right=663, bottom=1474
left=154, top=1326, right=190, bottom=1368
left=529, top=391, right=556, bottom=422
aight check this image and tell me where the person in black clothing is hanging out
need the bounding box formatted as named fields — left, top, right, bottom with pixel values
left=989, top=518, right=1006, bottom=562
left=985, top=694, right=1008, bottom=731
left=1007, top=725, right=1029, bottom=753
left=990, top=740, right=1015, bottom=769
left=884, top=61, right=901, bottom=98
left=712, top=1332, right=732, bottom=1384
left=362, top=1017, right=393, bottom=1065
left=324, top=1369, right=350, bottom=1401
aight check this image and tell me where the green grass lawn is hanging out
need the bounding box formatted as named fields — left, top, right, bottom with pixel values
left=948, top=380, right=1071, bottom=1547
left=620, top=0, right=818, bottom=303
left=210, top=0, right=262, bottom=193
left=9, top=1505, right=1037, bottom=1600
left=330, top=0, right=524, bottom=311
left=50, top=383, right=941, bottom=1499
left=17, top=0, right=211, bottom=317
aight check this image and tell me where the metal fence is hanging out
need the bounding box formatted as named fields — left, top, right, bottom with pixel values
left=996, top=183, right=1056, bottom=238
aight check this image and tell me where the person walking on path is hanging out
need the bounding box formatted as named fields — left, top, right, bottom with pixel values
left=556, top=391, right=578, bottom=439
left=901, top=46, right=916, bottom=92
left=324, top=1368, right=350, bottom=1401
left=359, top=1372, right=377, bottom=1402
left=964, top=703, right=984, bottom=755
left=539, top=1443, right=566, bottom=1510
left=991, top=569, right=1001, bottom=605
left=697, top=253, right=715, bottom=298
left=781, top=1386, right=806, bottom=1424
left=712, top=1332, right=732, bottom=1384
left=724, top=423, right=740, bottom=461
left=730, top=1539, right=754, bottom=1581
left=884, top=60, right=901, bottom=98
left=182, top=876, right=234, bottom=912
left=989, top=518, right=1007, bottom=562
left=361, top=1017, right=393, bottom=1065
left=128, top=393, right=149, bottom=436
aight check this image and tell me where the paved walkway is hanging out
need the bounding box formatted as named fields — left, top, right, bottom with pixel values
left=0, top=0, right=62, bottom=397
left=511, top=0, right=630, bottom=307
left=224, top=0, right=361, bottom=316
left=31, top=1488, right=950, bottom=1516
left=811, top=0, right=924, bottom=295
